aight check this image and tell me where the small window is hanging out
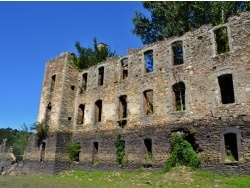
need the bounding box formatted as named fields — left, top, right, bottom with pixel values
left=121, top=58, right=128, bottom=79
left=214, top=27, right=229, bottom=54
left=143, top=90, right=154, bottom=115
left=45, top=103, right=52, bottom=123
left=71, top=85, right=75, bottom=91
left=40, top=142, right=46, bottom=162
left=68, top=117, right=72, bottom=121
left=77, top=104, right=85, bottom=125
left=95, top=100, right=102, bottom=123
left=144, top=138, right=153, bottom=163
left=172, top=82, right=186, bottom=111
left=98, top=67, right=104, bottom=86
left=172, top=41, right=184, bottom=65
left=92, top=142, right=99, bottom=165
left=50, top=75, right=56, bottom=92
left=144, top=50, right=154, bottom=73
left=218, top=74, right=235, bottom=104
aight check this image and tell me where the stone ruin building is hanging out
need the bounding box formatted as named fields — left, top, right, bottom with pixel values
left=22, top=11, right=250, bottom=175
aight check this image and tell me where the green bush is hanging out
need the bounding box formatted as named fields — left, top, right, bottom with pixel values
left=164, top=135, right=201, bottom=172
left=114, top=134, right=125, bottom=165
left=67, top=142, right=81, bottom=162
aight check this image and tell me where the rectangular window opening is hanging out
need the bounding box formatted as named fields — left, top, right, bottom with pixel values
left=172, top=41, right=184, bottom=65
left=144, top=138, right=153, bottom=163
left=81, top=73, right=88, bottom=92
left=95, top=100, right=102, bottom=122
left=121, top=58, right=128, bottom=79
left=50, top=75, right=56, bottom=92
left=214, top=27, right=229, bottom=54
left=218, top=74, right=235, bottom=104
left=173, top=82, right=186, bottom=111
left=144, top=50, right=154, bottom=73
left=143, top=90, right=154, bottom=115
left=77, top=104, right=85, bottom=125
left=224, top=133, right=238, bottom=162
left=98, top=67, right=104, bottom=86
left=92, top=142, right=99, bottom=165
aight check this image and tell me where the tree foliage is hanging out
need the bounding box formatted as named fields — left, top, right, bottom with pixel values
left=67, top=142, right=81, bottom=162
left=164, top=135, right=201, bottom=172
left=0, top=124, right=32, bottom=160
left=30, top=121, right=49, bottom=146
left=132, top=2, right=250, bottom=44
left=114, top=134, right=125, bottom=165
left=70, top=37, right=116, bottom=71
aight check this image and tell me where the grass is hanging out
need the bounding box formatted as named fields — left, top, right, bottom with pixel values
left=1, top=166, right=250, bottom=188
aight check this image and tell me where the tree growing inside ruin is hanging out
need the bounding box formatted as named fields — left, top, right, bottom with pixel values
left=132, top=2, right=250, bottom=44
left=70, top=37, right=116, bottom=71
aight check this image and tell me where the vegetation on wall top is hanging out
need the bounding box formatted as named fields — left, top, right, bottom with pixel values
left=70, top=37, right=116, bottom=71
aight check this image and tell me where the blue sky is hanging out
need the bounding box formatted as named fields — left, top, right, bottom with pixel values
left=0, top=2, right=149, bottom=130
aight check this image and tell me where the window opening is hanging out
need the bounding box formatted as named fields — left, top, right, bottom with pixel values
left=218, top=74, right=235, bottom=104
left=224, top=133, right=238, bottom=162
left=144, top=50, right=154, bottom=73
left=144, top=138, right=153, bottom=163
left=50, top=75, right=56, bottom=92
left=118, top=95, right=127, bottom=127
left=121, top=58, right=128, bottom=79
left=45, top=103, right=52, bottom=123
left=98, top=67, right=104, bottom=86
left=143, top=90, right=154, bottom=115
left=81, top=73, right=88, bottom=92
left=118, top=95, right=127, bottom=119
left=214, top=27, right=229, bottom=54
left=95, top=100, right=102, bottom=122
left=92, top=142, right=99, bottom=165
left=71, top=85, right=75, bottom=91
left=68, top=117, right=72, bottom=121
left=77, top=104, right=85, bottom=125
left=172, top=41, right=184, bottom=65
left=172, top=82, right=186, bottom=111
left=40, top=142, right=46, bottom=162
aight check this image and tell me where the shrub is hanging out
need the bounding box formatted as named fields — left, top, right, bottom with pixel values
left=164, top=135, right=201, bottom=172
left=114, top=134, right=125, bottom=165
left=67, top=142, right=81, bottom=162
left=30, top=121, right=49, bottom=146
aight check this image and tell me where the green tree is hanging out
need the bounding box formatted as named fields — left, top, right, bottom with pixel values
left=164, top=135, right=201, bottom=172
left=67, top=142, right=81, bottom=162
left=70, top=37, right=116, bottom=71
left=30, top=121, right=49, bottom=146
left=132, top=2, right=250, bottom=44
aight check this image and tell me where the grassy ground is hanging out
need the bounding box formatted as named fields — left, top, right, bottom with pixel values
left=1, top=167, right=250, bottom=188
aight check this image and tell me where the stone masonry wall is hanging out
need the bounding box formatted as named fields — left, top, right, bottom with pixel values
left=24, top=11, right=250, bottom=175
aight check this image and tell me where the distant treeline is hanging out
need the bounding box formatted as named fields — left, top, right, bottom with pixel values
left=0, top=124, right=32, bottom=160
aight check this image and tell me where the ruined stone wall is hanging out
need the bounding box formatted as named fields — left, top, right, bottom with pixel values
left=25, top=11, right=250, bottom=174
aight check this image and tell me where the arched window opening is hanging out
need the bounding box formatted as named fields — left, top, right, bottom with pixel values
left=218, top=74, right=235, bottom=104
left=144, top=50, right=154, bottom=73
left=224, top=133, right=238, bottom=162
left=77, top=104, right=85, bottom=125
left=214, top=27, right=229, bottom=54
left=121, top=58, right=128, bottom=79
left=172, top=82, right=186, bottom=111
left=172, top=41, right=184, bottom=65
left=95, top=100, right=102, bottom=122
left=143, top=90, right=154, bottom=115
